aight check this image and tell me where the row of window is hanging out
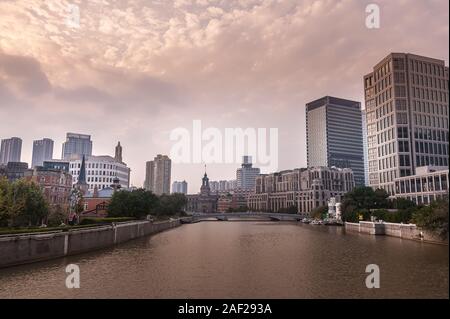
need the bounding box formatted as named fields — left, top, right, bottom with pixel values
left=411, top=87, right=448, bottom=103
left=396, top=174, right=448, bottom=194
left=413, top=101, right=448, bottom=116
left=411, top=73, right=448, bottom=90
left=70, top=162, right=118, bottom=170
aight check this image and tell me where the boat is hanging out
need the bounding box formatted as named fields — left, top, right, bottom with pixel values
left=301, top=218, right=311, bottom=224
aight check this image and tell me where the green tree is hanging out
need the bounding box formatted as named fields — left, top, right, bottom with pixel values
left=412, top=199, right=449, bottom=240
left=310, top=205, right=328, bottom=219
left=0, top=177, right=10, bottom=227
left=341, top=187, right=389, bottom=222
left=108, top=189, right=159, bottom=219
left=8, top=179, right=49, bottom=227
left=47, top=204, right=67, bottom=227
left=154, top=193, right=187, bottom=216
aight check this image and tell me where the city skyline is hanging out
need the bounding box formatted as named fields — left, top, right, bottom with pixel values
left=0, top=0, right=449, bottom=191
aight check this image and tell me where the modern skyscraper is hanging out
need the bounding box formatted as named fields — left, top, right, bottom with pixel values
left=115, top=141, right=123, bottom=163
left=31, top=138, right=54, bottom=168
left=236, top=156, right=260, bottom=190
left=62, top=133, right=93, bottom=160
left=361, top=109, right=370, bottom=186
left=0, top=137, right=22, bottom=164
left=306, top=96, right=365, bottom=186
left=364, top=53, right=449, bottom=195
left=172, top=180, right=188, bottom=194
left=144, top=155, right=171, bottom=195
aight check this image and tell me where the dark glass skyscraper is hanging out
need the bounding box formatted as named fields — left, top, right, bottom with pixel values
left=61, top=133, right=92, bottom=160
left=306, top=96, right=365, bottom=186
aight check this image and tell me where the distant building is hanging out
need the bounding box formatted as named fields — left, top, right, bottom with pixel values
left=115, top=141, right=123, bottom=163
left=208, top=179, right=236, bottom=194
left=62, top=133, right=93, bottom=160
left=69, top=154, right=130, bottom=191
left=394, top=166, right=449, bottom=205
left=248, top=166, right=355, bottom=215
left=186, top=171, right=219, bottom=213
left=172, top=180, right=188, bottom=194
left=0, top=137, right=22, bottom=164
left=236, top=156, right=260, bottom=191
left=27, top=166, right=72, bottom=212
left=306, top=96, right=365, bottom=186
left=32, top=138, right=54, bottom=168
left=144, top=154, right=171, bottom=195
left=364, top=53, right=449, bottom=195
left=0, top=162, right=32, bottom=181
left=43, top=160, right=70, bottom=172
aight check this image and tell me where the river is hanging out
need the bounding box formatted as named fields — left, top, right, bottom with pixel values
left=0, top=221, right=448, bottom=298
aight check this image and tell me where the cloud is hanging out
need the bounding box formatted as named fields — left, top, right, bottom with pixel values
left=0, top=0, right=448, bottom=190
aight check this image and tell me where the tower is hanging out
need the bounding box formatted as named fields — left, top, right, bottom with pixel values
left=75, top=155, right=89, bottom=195
left=115, top=142, right=123, bottom=163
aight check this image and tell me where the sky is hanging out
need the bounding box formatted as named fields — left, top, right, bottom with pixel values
left=0, top=0, right=449, bottom=193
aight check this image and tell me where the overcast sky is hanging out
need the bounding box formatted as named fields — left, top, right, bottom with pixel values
left=0, top=0, right=448, bottom=192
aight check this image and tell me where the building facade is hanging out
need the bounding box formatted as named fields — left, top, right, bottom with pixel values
left=248, top=166, right=355, bottom=215
left=172, top=180, right=188, bottom=194
left=0, top=137, right=22, bottom=164
left=144, top=154, right=171, bottom=195
left=32, top=138, right=54, bottom=168
left=236, top=156, right=260, bottom=191
left=186, top=172, right=219, bottom=213
left=28, top=166, right=72, bottom=212
left=306, top=96, right=365, bottom=186
left=394, top=166, right=448, bottom=205
left=364, top=53, right=449, bottom=195
left=361, top=109, right=370, bottom=186
left=62, top=133, right=93, bottom=160
left=69, top=155, right=130, bottom=191
left=0, top=162, right=32, bottom=181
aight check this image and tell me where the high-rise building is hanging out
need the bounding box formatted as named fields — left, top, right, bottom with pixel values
left=115, top=142, right=123, bottom=163
left=364, top=53, right=449, bottom=195
left=172, top=180, right=188, bottom=194
left=361, top=109, right=370, bottom=186
left=306, top=96, right=365, bottom=186
left=0, top=137, right=22, bottom=164
left=236, top=156, right=260, bottom=190
left=62, top=133, right=93, bottom=160
left=144, top=155, right=171, bottom=195
left=31, top=138, right=54, bottom=168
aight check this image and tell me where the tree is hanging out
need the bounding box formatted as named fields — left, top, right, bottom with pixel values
left=108, top=189, right=159, bottom=219
left=8, top=179, right=49, bottom=227
left=311, top=205, right=328, bottom=219
left=341, top=187, right=389, bottom=222
left=412, top=199, right=449, bottom=240
left=47, top=204, right=67, bottom=227
left=0, top=177, right=10, bottom=227
left=153, top=193, right=187, bottom=216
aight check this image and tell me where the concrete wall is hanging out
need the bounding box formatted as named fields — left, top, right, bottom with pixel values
left=345, top=221, right=448, bottom=244
left=0, top=220, right=181, bottom=268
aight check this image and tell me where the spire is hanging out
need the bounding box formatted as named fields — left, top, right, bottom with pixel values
left=115, top=141, right=123, bottom=163
left=78, top=155, right=87, bottom=184
left=75, top=155, right=88, bottom=195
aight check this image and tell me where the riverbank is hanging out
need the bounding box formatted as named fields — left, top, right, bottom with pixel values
left=0, top=219, right=181, bottom=268
left=345, top=221, right=448, bottom=245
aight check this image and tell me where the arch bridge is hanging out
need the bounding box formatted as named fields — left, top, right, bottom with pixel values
left=181, top=212, right=307, bottom=223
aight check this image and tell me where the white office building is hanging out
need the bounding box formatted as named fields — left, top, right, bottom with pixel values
left=69, top=155, right=130, bottom=190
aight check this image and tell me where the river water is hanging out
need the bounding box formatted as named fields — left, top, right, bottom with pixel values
left=0, top=221, right=448, bottom=298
